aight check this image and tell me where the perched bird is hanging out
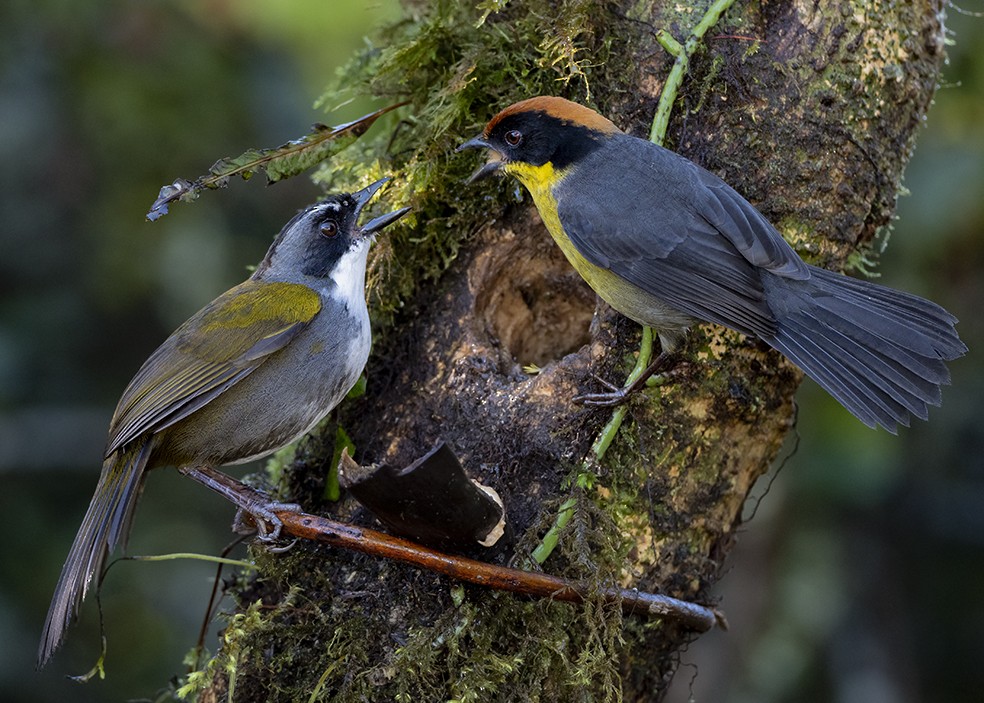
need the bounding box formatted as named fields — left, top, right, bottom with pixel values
left=38, top=178, right=409, bottom=668
left=458, top=96, right=966, bottom=430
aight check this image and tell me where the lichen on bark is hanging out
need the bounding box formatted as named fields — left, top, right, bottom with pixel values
left=182, top=1, right=948, bottom=701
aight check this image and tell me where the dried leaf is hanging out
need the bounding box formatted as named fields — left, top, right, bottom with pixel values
left=146, top=102, right=408, bottom=221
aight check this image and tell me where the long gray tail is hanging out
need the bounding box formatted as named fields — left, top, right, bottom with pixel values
left=764, top=266, right=966, bottom=432
left=37, top=438, right=154, bottom=668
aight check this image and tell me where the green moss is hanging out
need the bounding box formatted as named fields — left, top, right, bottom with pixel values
left=844, top=244, right=883, bottom=279
left=384, top=596, right=621, bottom=702
left=182, top=547, right=389, bottom=702
left=188, top=496, right=631, bottom=701
left=176, top=598, right=276, bottom=700
left=307, top=0, right=626, bottom=330
left=691, top=54, right=725, bottom=115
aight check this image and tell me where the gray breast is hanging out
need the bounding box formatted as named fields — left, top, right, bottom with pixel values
left=156, top=305, right=371, bottom=468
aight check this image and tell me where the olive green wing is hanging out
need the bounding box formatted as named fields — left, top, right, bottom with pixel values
left=105, top=279, right=321, bottom=456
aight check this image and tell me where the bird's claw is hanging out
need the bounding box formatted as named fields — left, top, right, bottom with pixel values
left=232, top=501, right=302, bottom=542
left=589, top=373, right=621, bottom=392
left=572, top=372, right=633, bottom=406
left=574, top=388, right=630, bottom=407
left=266, top=538, right=300, bottom=554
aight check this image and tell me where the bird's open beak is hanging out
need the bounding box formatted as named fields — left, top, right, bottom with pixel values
left=456, top=136, right=503, bottom=184
left=351, top=177, right=411, bottom=235
left=360, top=206, right=411, bottom=235
left=456, top=136, right=491, bottom=152
left=352, top=177, right=390, bottom=210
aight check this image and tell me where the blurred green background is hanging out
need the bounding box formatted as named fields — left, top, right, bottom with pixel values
left=0, top=2, right=402, bottom=701
left=1, top=2, right=979, bottom=702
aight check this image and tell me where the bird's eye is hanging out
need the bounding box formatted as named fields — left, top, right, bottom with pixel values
left=320, top=220, right=339, bottom=238
left=504, top=129, right=523, bottom=146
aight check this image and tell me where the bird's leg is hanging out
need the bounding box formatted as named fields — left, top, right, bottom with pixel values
left=574, top=350, right=678, bottom=407
left=178, top=465, right=302, bottom=542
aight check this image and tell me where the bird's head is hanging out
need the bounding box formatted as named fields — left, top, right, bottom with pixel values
left=457, top=96, right=621, bottom=184
left=256, top=177, right=410, bottom=283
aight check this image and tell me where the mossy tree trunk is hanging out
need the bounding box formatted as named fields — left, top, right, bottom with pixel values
left=191, top=1, right=946, bottom=700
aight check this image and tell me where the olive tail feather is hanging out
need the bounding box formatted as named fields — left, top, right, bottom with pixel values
left=764, top=266, right=966, bottom=433
left=37, top=439, right=154, bottom=668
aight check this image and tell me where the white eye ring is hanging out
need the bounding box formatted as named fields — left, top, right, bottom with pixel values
left=504, top=129, right=522, bottom=146
left=320, top=220, right=339, bottom=238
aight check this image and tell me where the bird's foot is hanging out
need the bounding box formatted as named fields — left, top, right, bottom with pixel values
left=180, top=465, right=304, bottom=543
left=266, top=538, right=300, bottom=554
left=574, top=374, right=633, bottom=407
left=232, top=501, right=303, bottom=542
left=574, top=351, right=679, bottom=407
left=574, top=388, right=631, bottom=407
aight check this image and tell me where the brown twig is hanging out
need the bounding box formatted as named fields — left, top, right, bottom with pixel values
left=276, top=510, right=727, bottom=632
left=186, top=466, right=725, bottom=631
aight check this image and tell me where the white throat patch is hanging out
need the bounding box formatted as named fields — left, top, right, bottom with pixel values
left=328, top=240, right=370, bottom=308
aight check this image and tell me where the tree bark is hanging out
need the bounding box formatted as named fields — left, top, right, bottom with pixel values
left=192, top=1, right=947, bottom=700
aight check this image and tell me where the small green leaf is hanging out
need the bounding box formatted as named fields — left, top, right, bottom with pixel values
left=326, top=425, right=356, bottom=502
left=345, top=373, right=367, bottom=399
left=450, top=584, right=466, bottom=607
left=68, top=636, right=107, bottom=682
left=475, top=0, right=511, bottom=27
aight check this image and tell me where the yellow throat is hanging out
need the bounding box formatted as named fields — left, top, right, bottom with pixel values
left=502, top=159, right=676, bottom=333
left=502, top=161, right=587, bottom=272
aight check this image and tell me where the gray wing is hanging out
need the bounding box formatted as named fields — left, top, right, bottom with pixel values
left=555, top=136, right=811, bottom=339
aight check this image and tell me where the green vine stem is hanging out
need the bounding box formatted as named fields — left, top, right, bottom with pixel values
left=530, top=329, right=653, bottom=564
left=650, top=0, right=738, bottom=145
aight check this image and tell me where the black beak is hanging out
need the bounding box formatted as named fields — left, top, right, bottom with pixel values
left=456, top=135, right=503, bottom=184
left=360, top=206, right=411, bottom=235
left=351, top=177, right=411, bottom=235
left=352, top=177, right=390, bottom=210
left=455, top=136, right=491, bottom=152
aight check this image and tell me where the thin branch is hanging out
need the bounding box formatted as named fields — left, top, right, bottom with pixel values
left=275, top=509, right=726, bottom=632
left=185, top=468, right=725, bottom=631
